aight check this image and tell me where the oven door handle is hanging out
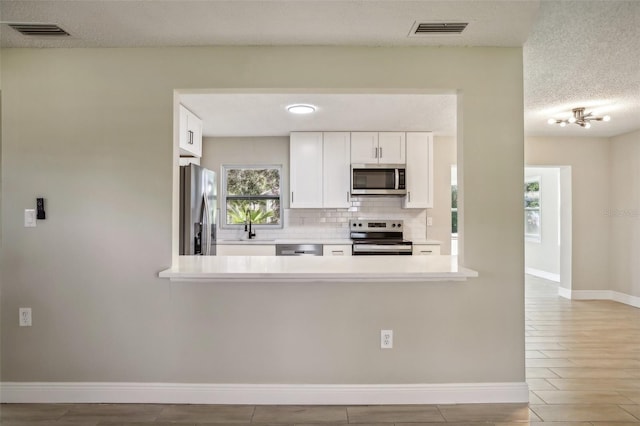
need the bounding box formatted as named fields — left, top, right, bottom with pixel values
left=353, top=244, right=413, bottom=252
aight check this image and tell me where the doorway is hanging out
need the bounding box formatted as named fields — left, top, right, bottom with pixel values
left=524, top=166, right=572, bottom=297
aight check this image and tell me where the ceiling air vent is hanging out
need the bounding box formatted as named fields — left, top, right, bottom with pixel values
left=410, top=22, right=468, bottom=36
left=8, top=23, right=70, bottom=37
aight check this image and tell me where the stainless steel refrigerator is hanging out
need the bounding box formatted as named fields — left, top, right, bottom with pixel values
left=180, top=164, right=216, bottom=255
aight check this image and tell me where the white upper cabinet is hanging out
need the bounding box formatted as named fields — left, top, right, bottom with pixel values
left=290, top=132, right=324, bottom=208
left=179, top=104, right=203, bottom=158
left=350, top=132, right=379, bottom=164
left=403, top=132, right=433, bottom=209
left=178, top=157, right=201, bottom=166
left=378, top=132, right=406, bottom=164
left=351, top=132, right=405, bottom=164
left=290, top=132, right=351, bottom=209
left=323, top=132, right=351, bottom=208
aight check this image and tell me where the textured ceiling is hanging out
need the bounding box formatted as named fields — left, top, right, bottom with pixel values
left=1, top=0, right=638, bottom=137
left=180, top=93, right=457, bottom=137
left=524, top=1, right=640, bottom=137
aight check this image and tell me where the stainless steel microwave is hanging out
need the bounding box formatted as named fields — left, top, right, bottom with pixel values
left=351, top=164, right=407, bottom=195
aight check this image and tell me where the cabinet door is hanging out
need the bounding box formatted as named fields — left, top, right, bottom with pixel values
left=178, top=105, right=203, bottom=157
left=412, top=244, right=440, bottom=256
left=403, top=132, right=433, bottom=209
left=290, top=132, right=323, bottom=208
left=217, top=245, right=276, bottom=256
left=323, top=132, right=351, bottom=208
left=350, top=132, right=379, bottom=164
left=378, top=132, right=406, bottom=164
left=323, top=244, right=353, bottom=256
left=178, top=105, right=191, bottom=155
left=188, top=111, right=203, bottom=158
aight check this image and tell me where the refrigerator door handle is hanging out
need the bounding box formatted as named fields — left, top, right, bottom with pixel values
left=201, top=194, right=211, bottom=255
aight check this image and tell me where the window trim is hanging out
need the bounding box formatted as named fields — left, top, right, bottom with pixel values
left=220, top=164, right=284, bottom=229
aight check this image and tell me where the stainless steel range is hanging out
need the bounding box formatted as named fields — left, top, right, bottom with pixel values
left=350, top=219, right=413, bottom=256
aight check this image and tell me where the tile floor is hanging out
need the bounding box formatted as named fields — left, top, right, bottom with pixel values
left=524, top=275, right=640, bottom=424
left=2, top=275, right=639, bottom=425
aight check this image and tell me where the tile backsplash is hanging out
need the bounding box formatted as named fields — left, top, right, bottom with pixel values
left=217, top=196, right=428, bottom=241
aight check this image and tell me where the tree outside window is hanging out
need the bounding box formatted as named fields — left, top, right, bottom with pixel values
left=525, top=177, right=541, bottom=242
left=222, top=165, right=282, bottom=227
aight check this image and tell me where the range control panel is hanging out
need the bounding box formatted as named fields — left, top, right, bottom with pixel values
left=349, top=219, right=403, bottom=232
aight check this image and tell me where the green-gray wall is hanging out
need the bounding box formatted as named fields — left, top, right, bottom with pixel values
left=610, top=129, right=640, bottom=298
left=1, top=46, right=525, bottom=384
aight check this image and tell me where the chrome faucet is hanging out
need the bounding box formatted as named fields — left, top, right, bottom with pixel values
left=244, top=212, right=256, bottom=239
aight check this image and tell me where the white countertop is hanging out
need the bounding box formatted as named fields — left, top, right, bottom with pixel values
left=216, top=239, right=354, bottom=245
left=159, top=255, right=477, bottom=283
left=216, top=239, right=440, bottom=245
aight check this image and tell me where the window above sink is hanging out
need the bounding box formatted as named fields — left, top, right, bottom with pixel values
left=221, top=164, right=283, bottom=229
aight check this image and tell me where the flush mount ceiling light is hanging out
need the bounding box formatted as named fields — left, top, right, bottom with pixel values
left=286, top=104, right=316, bottom=114
left=547, top=107, right=611, bottom=129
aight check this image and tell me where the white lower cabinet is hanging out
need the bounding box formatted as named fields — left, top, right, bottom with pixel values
left=412, top=244, right=441, bottom=256
left=216, top=244, right=276, bottom=256
left=323, top=244, right=353, bottom=256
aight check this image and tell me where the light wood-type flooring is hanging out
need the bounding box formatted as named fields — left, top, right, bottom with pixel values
left=2, top=275, right=639, bottom=425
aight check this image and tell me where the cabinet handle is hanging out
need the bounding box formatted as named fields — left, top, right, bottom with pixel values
left=188, top=130, right=194, bottom=145
left=291, top=191, right=294, bottom=204
left=408, top=191, right=411, bottom=202
left=420, top=250, right=433, bottom=254
left=379, top=147, right=383, bottom=158
left=332, top=250, right=344, bottom=256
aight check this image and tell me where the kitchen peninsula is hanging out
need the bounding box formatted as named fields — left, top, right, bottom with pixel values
left=159, top=255, right=478, bottom=282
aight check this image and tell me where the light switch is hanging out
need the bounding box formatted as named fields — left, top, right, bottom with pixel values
left=24, top=209, right=37, bottom=227
left=427, top=217, right=433, bottom=226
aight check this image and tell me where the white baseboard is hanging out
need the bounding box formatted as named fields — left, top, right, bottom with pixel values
left=525, top=267, right=560, bottom=282
left=0, top=382, right=529, bottom=405
left=557, top=286, right=571, bottom=299
left=610, top=291, right=640, bottom=308
left=568, top=289, right=640, bottom=308
left=558, top=288, right=640, bottom=308
left=570, top=290, right=613, bottom=300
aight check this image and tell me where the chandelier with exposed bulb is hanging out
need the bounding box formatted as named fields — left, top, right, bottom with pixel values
left=547, top=107, right=611, bottom=129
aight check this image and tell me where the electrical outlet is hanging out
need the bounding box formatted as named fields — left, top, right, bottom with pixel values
left=427, top=217, right=433, bottom=226
left=381, top=329, right=393, bottom=349
left=19, top=308, right=32, bottom=327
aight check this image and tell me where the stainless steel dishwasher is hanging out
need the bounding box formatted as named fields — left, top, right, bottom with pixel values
left=276, top=243, right=323, bottom=256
